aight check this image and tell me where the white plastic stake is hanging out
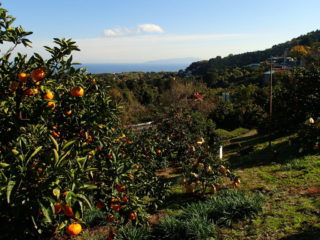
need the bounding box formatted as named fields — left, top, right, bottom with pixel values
left=219, top=145, right=223, bottom=160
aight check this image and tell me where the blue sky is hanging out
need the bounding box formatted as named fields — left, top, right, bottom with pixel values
left=3, top=0, right=320, bottom=63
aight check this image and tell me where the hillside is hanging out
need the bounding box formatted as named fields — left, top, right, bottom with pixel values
left=186, top=30, right=320, bottom=75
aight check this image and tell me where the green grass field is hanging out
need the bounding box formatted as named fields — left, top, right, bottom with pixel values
left=220, top=132, right=320, bottom=240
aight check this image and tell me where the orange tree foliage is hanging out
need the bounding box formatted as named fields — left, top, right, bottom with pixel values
left=0, top=6, right=166, bottom=239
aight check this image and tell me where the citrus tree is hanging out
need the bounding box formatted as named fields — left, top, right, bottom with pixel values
left=0, top=6, right=163, bottom=239
left=140, top=108, right=239, bottom=196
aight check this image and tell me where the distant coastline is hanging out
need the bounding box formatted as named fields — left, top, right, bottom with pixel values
left=79, top=63, right=189, bottom=74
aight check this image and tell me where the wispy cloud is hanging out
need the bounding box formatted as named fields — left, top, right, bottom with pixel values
left=104, top=24, right=164, bottom=37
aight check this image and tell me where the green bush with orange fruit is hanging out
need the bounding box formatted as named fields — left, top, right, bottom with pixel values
left=0, top=6, right=164, bottom=239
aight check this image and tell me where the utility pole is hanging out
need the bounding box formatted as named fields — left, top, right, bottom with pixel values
left=269, top=57, right=273, bottom=148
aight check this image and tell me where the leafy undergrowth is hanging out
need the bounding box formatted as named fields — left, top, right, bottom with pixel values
left=112, top=190, right=263, bottom=240
left=220, top=133, right=320, bottom=240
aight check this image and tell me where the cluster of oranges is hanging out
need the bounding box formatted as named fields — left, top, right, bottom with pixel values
left=11, top=68, right=85, bottom=102
left=53, top=196, right=83, bottom=236
left=10, top=68, right=45, bottom=93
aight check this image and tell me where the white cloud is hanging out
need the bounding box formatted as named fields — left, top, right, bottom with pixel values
left=104, top=24, right=164, bottom=37
left=137, top=24, right=164, bottom=33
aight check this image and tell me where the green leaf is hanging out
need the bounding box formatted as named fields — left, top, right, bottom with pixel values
left=31, top=216, right=40, bottom=233
left=57, top=150, right=71, bottom=166
left=62, top=140, right=76, bottom=151
left=76, top=194, right=92, bottom=208
left=58, top=220, right=68, bottom=230
left=6, top=180, right=16, bottom=204
left=40, top=203, right=52, bottom=223
left=27, top=146, right=43, bottom=162
left=49, top=135, right=59, bottom=151
left=53, top=149, right=59, bottom=165
left=80, top=183, right=98, bottom=190
left=65, top=191, right=75, bottom=206
left=0, top=162, right=9, bottom=167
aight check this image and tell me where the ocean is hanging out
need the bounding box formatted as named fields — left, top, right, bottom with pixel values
left=79, top=63, right=189, bottom=74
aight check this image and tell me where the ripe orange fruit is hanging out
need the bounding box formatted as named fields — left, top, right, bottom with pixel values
left=116, top=185, right=126, bottom=192
left=24, top=88, right=38, bottom=96
left=155, top=149, right=161, bottom=154
left=128, top=212, right=137, bottom=220
left=31, top=68, right=46, bottom=81
left=44, top=90, right=54, bottom=100
left=96, top=201, right=104, bottom=209
left=70, top=86, right=84, bottom=97
left=108, top=215, right=115, bottom=222
left=47, top=101, right=56, bottom=110
left=35, top=81, right=41, bottom=86
left=122, top=196, right=129, bottom=203
left=64, top=205, right=75, bottom=217
left=111, top=203, right=121, bottom=211
left=135, top=164, right=140, bottom=169
left=18, top=72, right=28, bottom=82
left=86, top=135, right=93, bottom=143
left=52, top=131, right=60, bottom=138
left=10, top=81, right=19, bottom=91
left=66, top=223, right=82, bottom=236
left=64, top=110, right=72, bottom=116
left=54, top=203, right=62, bottom=214
left=219, top=166, right=227, bottom=176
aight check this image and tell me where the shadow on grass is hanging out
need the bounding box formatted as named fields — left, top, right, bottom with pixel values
left=279, top=226, right=320, bottom=240
left=229, top=138, right=302, bottom=169
left=160, top=192, right=204, bottom=211
left=226, top=135, right=272, bottom=155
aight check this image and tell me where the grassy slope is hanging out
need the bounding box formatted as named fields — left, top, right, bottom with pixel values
left=221, top=132, right=320, bottom=240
